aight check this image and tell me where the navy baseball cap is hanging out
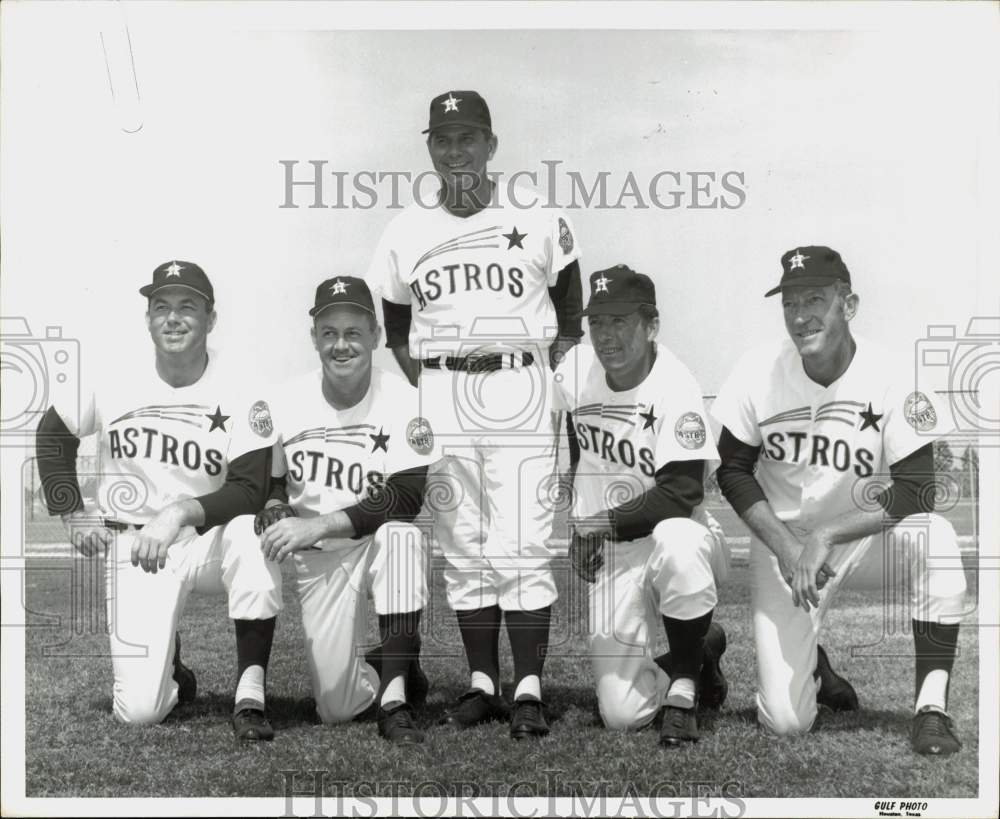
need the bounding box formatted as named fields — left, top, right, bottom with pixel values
left=582, top=265, right=657, bottom=316
left=310, top=276, right=376, bottom=318
left=765, top=246, right=852, bottom=298
left=140, top=260, right=214, bottom=303
left=422, top=90, right=492, bottom=135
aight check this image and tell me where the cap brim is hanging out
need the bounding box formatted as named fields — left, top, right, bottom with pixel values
left=764, top=275, right=840, bottom=298
left=140, top=283, right=213, bottom=301
left=581, top=301, right=650, bottom=317
left=309, top=301, right=376, bottom=318
left=422, top=119, right=491, bottom=134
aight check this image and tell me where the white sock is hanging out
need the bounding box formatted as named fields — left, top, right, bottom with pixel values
left=513, top=675, right=541, bottom=701
left=234, top=664, right=265, bottom=711
left=470, top=671, right=495, bottom=695
left=915, top=669, right=950, bottom=713
left=665, top=676, right=696, bottom=709
left=380, top=674, right=406, bottom=707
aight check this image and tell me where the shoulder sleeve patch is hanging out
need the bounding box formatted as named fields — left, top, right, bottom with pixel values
left=248, top=400, right=274, bottom=438
left=557, top=217, right=574, bottom=254
left=674, top=412, right=707, bottom=449
left=904, top=391, right=937, bottom=431
left=406, top=416, right=434, bottom=455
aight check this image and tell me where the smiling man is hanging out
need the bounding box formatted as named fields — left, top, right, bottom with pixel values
left=35, top=260, right=282, bottom=740
left=368, top=89, right=584, bottom=739
left=553, top=265, right=730, bottom=748
left=712, top=246, right=968, bottom=754
left=250, top=276, right=436, bottom=744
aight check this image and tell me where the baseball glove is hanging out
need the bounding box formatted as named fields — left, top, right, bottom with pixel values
left=253, top=503, right=297, bottom=536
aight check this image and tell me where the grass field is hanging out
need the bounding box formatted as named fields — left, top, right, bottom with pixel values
left=23, top=544, right=981, bottom=800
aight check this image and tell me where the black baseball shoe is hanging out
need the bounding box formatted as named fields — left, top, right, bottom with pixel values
left=659, top=705, right=699, bottom=748
left=377, top=701, right=425, bottom=744
left=232, top=705, right=275, bottom=741
left=172, top=632, right=197, bottom=705
left=698, top=623, right=728, bottom=710
left=911, top=706, right=961, bottom=756
left=439, top=689, right=510, bottom=727
left=510, top=696, right=549, bottom=740
left=815, top=644, right=860, bottom=712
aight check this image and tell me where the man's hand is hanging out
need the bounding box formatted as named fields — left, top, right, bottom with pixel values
left=569, top=531, right=606, bottom=583
left=260, top=517, right=328, bottom=563
left=254, top=502, right=297, bottom=536
left=790, top=526, right=837, bottom=612
left=61, top=511, right=114, bottom=558
left=131, top=504, right=187, bottom=574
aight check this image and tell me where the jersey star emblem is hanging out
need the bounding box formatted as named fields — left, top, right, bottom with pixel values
left=639, top=404, right=658, bottom=430
left=442, top=93, right=461, bottom=113
left=205, top=406, right=230, bottom=432
left=594, top=274, right=612, bottom=294
left=165, top=261, right=183, bottom=277
left=502, top=227, right=527, bottom=249
left=369, top=427, right=390, bottom=452
left=859, top=402, right=883, bottom=432
left=330, top=279, right=348, bottom=295
left=788, top=250, right=810, bottom=271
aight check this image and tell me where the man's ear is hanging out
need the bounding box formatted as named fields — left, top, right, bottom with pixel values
left=207, top=309, right=218, bottom=334
left=488, top=133, right=498, bottom=161
left=843, top=292, right=859, bottom=322
left=646, top=316, right=660, bottom=342
left=310, top=323, right=318, bottom=351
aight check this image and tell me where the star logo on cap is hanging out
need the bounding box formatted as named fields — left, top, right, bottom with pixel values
left=594, top=275, right=612, bottom=294
left=330, top=279, right=348, bottom=295
left=788, top=250, right=810, bottom=271
left=165, top=261, right=184, bottom=278
left=369, top=427, right=390, bottom=453
left=442, top=93, right=461, bottom=113
left=503, top=227, right=527, bottom=250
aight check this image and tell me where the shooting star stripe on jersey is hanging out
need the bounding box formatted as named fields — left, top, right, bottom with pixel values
left=411, top=226, right=504, bottom=271
left=285, top=424, right=376, bottom=447
left=812, top=415, right=856, bottom=427
left=110, top=404, right=213, bottom=426
left=816, top=400, right=865, bottom=411
left=758, top=406, right=811, bottom=428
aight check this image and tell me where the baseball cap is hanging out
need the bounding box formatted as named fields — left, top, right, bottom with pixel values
left=309, top=276, right=376, bottom=318
left=581, top=265, right=657, bottom=316
left=139, top=260, right=214, bottom=303
left=422, top=90, right=492, bottom=135
left=764, top=246, right=852, bottom=298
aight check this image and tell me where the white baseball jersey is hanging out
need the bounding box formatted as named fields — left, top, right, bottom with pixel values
left=265, top=367, right=439, bottom=550
left=368, top=184, right=582, bottom=357
left=711, top=335, right=952, bottom=527
left=553, top=343, right=720, bottom=520
left=53, top=354, right=272, bottom=523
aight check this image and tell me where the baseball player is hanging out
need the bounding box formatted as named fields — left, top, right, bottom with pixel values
left=367, top=90, right=584, bottom=738
left=712, top=246, right=967, bottom=754
left=250, top=276, right=436, bottom=744
left=553, top=265, right=730, bottom=747
left=35, top=261, right=283, bottom=741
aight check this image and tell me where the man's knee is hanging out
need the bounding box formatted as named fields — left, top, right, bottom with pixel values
left=651, top=518, right=714, bottom=573
left=757, top=699, right=815, bottom=737
left=596, top=684, right=650, bottom=731
left=114, top=690, right=173, bottom=725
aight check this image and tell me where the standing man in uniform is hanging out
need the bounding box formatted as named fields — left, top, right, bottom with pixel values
left=554, top=266, right=729, bottom=747
left=368, top=89, right=584, bottom=739
left=35, top=261, right=283, bottom=741
left=252, top=276, right=436, bottom=744
left=712, top=246, right=967, bottom=754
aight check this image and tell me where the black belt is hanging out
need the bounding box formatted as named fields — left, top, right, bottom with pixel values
left=422, top=352, right=535, bottom=373
left=103, top=519, right=144, bottom=532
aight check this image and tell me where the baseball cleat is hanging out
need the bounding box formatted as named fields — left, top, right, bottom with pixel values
left=659, top=705, right=699, bottom=747
left=172, top=632, right=197, bottom=705
left=698, top=623, right=728, bottom=710
left=232, top=706, right=275, bottom=741
left=510, top=696, right=549, bottom=740
left=377, top=701, right=425, bottom=744
left=438, top=689, right=511, bottom=728
left=815, top=644, right=860, bottom=712
left=911, top=706, right=961, bottom=756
